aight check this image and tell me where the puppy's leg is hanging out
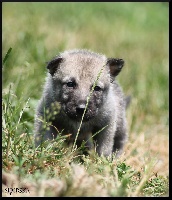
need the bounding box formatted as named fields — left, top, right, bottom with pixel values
left=34, top=117, right=58, bottom=147
left=113, top=128, right=127, bottom=158
left=93, top=126, right=115, bottom=157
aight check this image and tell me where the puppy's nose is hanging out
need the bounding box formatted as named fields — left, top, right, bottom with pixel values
left=76, top=104, right=86, bottom=116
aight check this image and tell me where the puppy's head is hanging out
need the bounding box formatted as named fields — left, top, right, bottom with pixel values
left=47, top=49, right=124, bottom=122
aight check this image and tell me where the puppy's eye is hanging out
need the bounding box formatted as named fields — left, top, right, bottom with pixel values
left=94, top=86, right=102, bottom=91
left=66, top=81, right=76, bottom=88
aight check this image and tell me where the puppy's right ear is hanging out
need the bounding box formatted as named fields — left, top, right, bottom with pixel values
left=46, top=57, right=63, bottom=76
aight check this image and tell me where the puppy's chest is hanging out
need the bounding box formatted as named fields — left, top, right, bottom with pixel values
left=52, top=116, right=93, bottom=134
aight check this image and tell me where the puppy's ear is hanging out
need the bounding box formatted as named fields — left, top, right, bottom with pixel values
left=107, top=58, right=124, bottom=78
left=46, top=57, right=63, bottom=76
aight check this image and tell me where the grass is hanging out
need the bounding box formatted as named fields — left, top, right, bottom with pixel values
left=2, top=2, right=169, bottom=197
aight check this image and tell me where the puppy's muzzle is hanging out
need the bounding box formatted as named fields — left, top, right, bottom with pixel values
left=76, top=103, right=86, bottom=116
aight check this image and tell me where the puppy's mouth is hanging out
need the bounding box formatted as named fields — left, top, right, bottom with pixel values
left=66, top=112, right=94, bottom=122
left=63, top=106, right=95, bottom=122
left=71, top=114, right=91, bottom=122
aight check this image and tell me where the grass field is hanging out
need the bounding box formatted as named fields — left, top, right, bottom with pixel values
left=2, top=2, right=169, bottom=197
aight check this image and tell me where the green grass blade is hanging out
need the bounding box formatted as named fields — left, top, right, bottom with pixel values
left=3, top=47, right=12, bottom=66
left=72, top=63, right=106, bottom=151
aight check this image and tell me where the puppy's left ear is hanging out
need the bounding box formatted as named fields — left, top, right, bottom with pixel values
left=107, top=58, right=125, bottom=77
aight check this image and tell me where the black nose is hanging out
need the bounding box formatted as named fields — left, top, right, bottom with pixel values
left=76, top=104, right=86, bottom=116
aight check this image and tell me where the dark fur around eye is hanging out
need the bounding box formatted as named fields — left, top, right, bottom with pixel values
left=66, top=81, right=76, bottom=88
left=94, top=86, right=102, bottom=91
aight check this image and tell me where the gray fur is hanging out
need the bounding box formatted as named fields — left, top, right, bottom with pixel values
left=34, top=49, right=128, bottom=158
